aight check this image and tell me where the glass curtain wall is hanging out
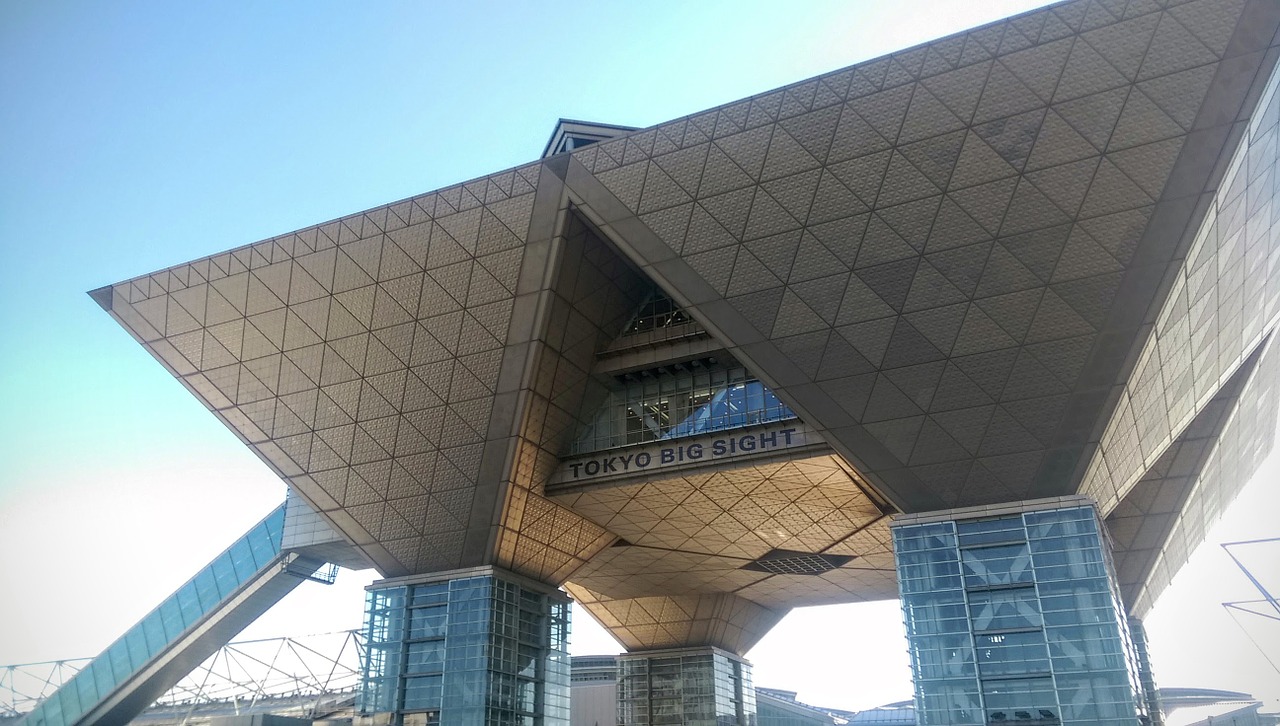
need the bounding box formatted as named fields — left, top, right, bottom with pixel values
left=893, top=504, right=1147, bottom=726
left=620, top=293, right=693, bottom=339
left=1127, top=618, right=1163, bottom=726
left=359, top=573, right=570, bottom=726
left=617, top=648, right=756, bottom=726
left=569, top=367, right=795, bottom=455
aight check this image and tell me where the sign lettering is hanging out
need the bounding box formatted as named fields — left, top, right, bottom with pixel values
left=554, top=423, right=816, bottom=487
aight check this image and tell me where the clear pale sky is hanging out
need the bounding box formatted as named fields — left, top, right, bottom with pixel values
left=0, top=0, right=1276, bottom=715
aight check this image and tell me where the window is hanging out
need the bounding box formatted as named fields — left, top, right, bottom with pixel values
left=570, top=366, right=795, bottom=453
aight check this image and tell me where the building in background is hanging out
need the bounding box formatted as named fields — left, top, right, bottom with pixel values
left=23, top=0, right=1280, bottom=724
left=569, top=656, right=854, bottom=726
left=1161, top=689, right=1280, bottom=726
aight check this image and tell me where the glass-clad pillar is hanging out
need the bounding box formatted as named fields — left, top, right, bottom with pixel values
left=617, top=646, right=756, bottom=726
left=357, top=567, right=570, bottom=726
left=891, top=496, right=1149, bottom=726
left=1128, top=618, right=1163, bottom=726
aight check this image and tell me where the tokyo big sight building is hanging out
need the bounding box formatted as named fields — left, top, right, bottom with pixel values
left=24, top=0, right=1280, bottom=724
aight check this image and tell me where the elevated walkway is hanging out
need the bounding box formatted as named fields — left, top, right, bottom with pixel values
left=19, top=502, right=345, bottom=726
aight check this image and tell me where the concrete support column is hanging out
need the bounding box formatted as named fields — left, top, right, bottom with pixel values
left=356, top=567, right=570, bottom=726
left=616, top=646, right=755, bottom=726
left=891, top=496, right=1150, bottom=726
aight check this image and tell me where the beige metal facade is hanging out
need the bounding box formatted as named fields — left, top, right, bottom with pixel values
left=95, top=0, right=1280, bottom=656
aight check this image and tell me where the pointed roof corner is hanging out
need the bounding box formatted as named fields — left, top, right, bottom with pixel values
left=88, top=285, right=114, bottom=312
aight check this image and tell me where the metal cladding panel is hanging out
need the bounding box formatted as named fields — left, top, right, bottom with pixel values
left=1128, top=333, right=1280, bottom=616
left=551, top=453, right=896, bottom=613
left=104, top=167, right=546, bottom=576
left=561, top=0, right=1280, bottom=516
left=1082, top=57, right=1280, bottom=513
left=98, top=0, right=1280, bottom=650
left=1105, top=340, right=1267, bottom=611
left=562, top=585, right=786, bottom=656
left=1096, top=53, right=1280, bottom=614
left=490, top=214, right=648, bottom=583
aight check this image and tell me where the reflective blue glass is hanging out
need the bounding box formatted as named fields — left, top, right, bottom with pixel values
left=410, top=608, right=448, bottom=639
left=894, top=504, right=1146, bottom=726
left=107, top=642, right=131, bottom=682
left=912, top=633, right=976, bottom=680
left=141, top=612, right=167, bottom=653
left=961, top=543, right=1033, bottom=588
left=192, top=566, right=221, bottom=610
left=662, top=381, right=795, bottom=439
left=90, top=660, right=115, bottom=697
left=357, top=574, right=569, bottom=725
left=404, top=674, right=444, bottom=709
left=228, top=537, right=256, bottom=579
left=40, top=691, right=63, bottom=724
left=158, top=597, right=184, bottom=638
left=412, top=583, right=448, bottom=606
left=57, top=689, right=78, bottom=722
left=125, top=629, right=149, bottom=668
left=968, top=588, right=1042, bottom=632
left=981, top=676, right=1056, bottom=713
left=915, top=677, right=982, bottom=726
left=618, top=649, right=755, bottom=726
left=957, top=518, right=1026, bottom=547
left=569, top=366, right=797, bottom=453
left=73, top=669, right=96, bottom=712
left=176, top=582, right=203, bottom=624
left=974, top=631, right=1050, bottom=677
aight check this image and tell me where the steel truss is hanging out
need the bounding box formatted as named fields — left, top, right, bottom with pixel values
left=1, top=629, right=364, bottom=723
left=1221, top=538, right=1280, bottom=677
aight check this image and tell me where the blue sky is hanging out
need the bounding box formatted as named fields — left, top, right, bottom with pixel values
left=1, top=0, right=1277, bottom=714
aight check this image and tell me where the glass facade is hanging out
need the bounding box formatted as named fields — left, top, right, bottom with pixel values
left=22, top=505, right=288, bottom=726
left=1128, top=619, right=1163, bottom=726
left=358, top=571, right=570, bottom=726
left=892, top=502, right=1148, bottom=726
left=621, top=292, right=694, bottom=339
left=617, top=647, right=756, bottom=726
left=570, top=366, right=796, bottom=454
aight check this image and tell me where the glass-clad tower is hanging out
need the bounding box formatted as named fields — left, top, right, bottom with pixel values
left=617, top=647, right=756, bottom=726
left=358, top=568, right=570, bottom=726
left=891, top=497, right=1148, bottom=726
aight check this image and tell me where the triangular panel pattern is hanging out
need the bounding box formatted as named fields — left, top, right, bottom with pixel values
left=1106, top=340, right=1267, bottom=612
left=554, top=454, right=897, bottom=633
left=493, top=213, right=650, bottom=583
left=1082, top=77, right=1280, bottom=513
left=567, top=0, right=1280, bottom=514
left=563, top=585, right=787, bottom=656
left=106, top=165, right=544, bottom=576
left=1127, top=333, right=1280, bottom=617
